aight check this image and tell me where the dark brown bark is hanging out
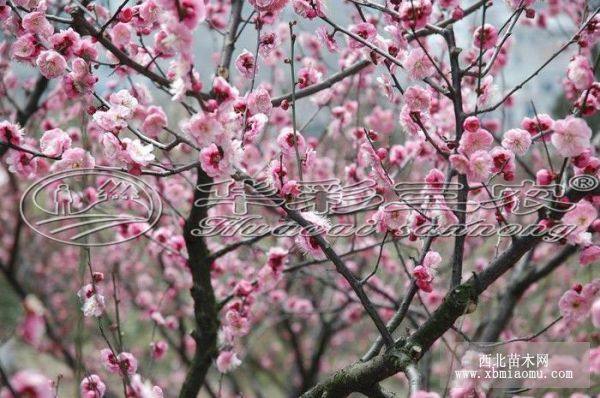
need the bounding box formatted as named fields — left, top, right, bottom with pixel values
left=300, top=186, right=598, bottom=397
left=178, top=168, right=219, bottom=398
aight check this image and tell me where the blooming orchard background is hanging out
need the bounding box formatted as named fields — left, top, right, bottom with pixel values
left=0, top=0, right=599, bottom=396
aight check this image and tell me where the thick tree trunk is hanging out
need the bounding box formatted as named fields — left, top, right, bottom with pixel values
left=178, top=169, right=219, bottom=398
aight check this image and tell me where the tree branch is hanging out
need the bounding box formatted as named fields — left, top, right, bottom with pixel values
left=237, top=172, right=395, bottom=348
left=272, top=60, right=372, bottom=107
left=70, top=11, right=209, bottom=104
left=479, top=244, right=577, bottom=342
left=300, top=184, right=597, bottom=397
left=177, top=168, right=219, bottom=398
left=217, top=0, right=244, bottom=80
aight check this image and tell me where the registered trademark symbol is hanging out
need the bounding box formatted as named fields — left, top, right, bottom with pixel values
left=568, top=175, right=599, bottom=192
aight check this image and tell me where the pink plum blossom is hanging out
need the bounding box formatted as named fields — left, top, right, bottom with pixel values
left=277, top=128, right=306, bottom=156
left=36, top=50, right=67, bottom=79
left=404, top=86, right=431, bottom=112
left=562, top=200, right=598, bottom=234
left=559, top=289, right=591, bottom=322
left=40, top=128, right=71, bottom=157
left=77, top=284, right=106, bottom=317
left=0, top=2, right=598, bottom=397
left=248, top=0, right=288, bottom=13
left=216, top=350, right=242, bottom=373
left=244, top=113, right=268, bottom=144
left=405, top=48, right=435, bottom=80
left=179, top=0, right=207, bottom=29
left=6, top=151, right=39, bottom=178
left=295, top=212, right=330, bottom=259
left=51, top=148, right=95, bottom=171
left=100, top=349, right=138, bottom=375
left=49, top=28, right=81, bottom=57
left=80, top=375, right=106, bottom=398
left=17, top=296, right=45, bottom=346
left=315, top=27, right=338, bottom=53
left=122, top=138, right=156, bottom=167
left=489, top=146, right=516, bottom=180
left=536, top=169, right=555, bottom=185
left=259, top=32, right=281, bottom=56
left=128, top=374, right=164, bottom=398
left=182, top=112, right=219, bottom=146
left=64, top=58, right=97, bottom=98
left=413, top=265, right=434, bottom=292
left=463, top=116, right=480, bottom=133
left=580, top=245, right=600, bottom=266
left=150, top=340, right=168, bottom=360
left=399, top=0, right=432, bottom=29
left=293, top=0, right=324, bottom=19
left=213, top=76, right=239, bottom=105
left=141, top=106, right=168, bottom=137
left=110, top=22, right=131, bottom=48
left=373, top=204, right=408, bottom=233
left=522, top=113, right=554, bottom=136
left=247, top=88, right=273, bottom=115
left=297, top=65, right=322, bottom=88
left=567, top=55, right=594, bottom=90
left=199, top=142, right=239, bottom=178
left=501, top=128, right=531, bottom=156
left=459, top=129, right=493, bottom=155
left=0, top=371, right=53, bottom=398
left=0, top=121, right=23, bottom=146
left=473, top=24, right=498, bottom=50
left=235, top=50, right=257, bottom=79
left=468, top=150, right=492, bottom=182
left=348, top=23, right=377, bottom=49
left=551, top=117, right=591, bottom=157
left=12, top=33, right=40, bottom=61
left=423, top=251, right=442, bottom=269
left=22, top=12, right=53, bottom=37
left=425, top=168, right=445, bottom=189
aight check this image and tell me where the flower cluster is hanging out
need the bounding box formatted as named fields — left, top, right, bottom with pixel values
left=0, top=0, right=599, bottom=396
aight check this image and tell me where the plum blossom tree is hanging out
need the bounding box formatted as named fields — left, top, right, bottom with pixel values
left=0, top=0, right=599, bottom=397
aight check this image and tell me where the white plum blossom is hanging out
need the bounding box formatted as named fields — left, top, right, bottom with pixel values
left=122, top=138, right=156, bottom=166
left=77, top=284, right=106, bottom=318
left=129, top=374, right=164, bottom=398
